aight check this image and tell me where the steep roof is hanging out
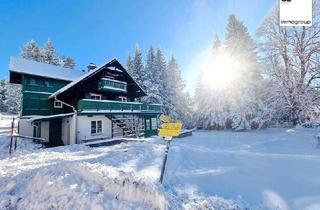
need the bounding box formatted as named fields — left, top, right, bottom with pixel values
left=9, top=57, right=84, bottom=82
left=49, top=58, right=146, bottom=99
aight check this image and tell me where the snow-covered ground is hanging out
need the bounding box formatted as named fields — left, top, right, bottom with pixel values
left=166, top=128, right=320, bottom=210
left=1, top=125, right=320, bottom=209
left=0, top=113, right=17, bottom=134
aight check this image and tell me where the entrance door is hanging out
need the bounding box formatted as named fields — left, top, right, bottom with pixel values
left=49, top=119, right=63, bottom=147
left=144, top=116, right=158, bottom=137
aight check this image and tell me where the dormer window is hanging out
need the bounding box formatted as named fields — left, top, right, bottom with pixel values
left=90, top=93, right=102, bottom=100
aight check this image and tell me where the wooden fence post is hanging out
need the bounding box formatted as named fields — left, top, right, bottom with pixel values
left=9, top=117, right=15, bottom=155
left=159, top=140, right=171, bottom=184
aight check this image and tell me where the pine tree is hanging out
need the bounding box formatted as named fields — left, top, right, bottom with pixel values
left=224, top=14, right=261, bottom=130
left=61, top=56, right=76, bottom=69
left=0, top=79, right=7, bottom=112
left=5, top=82, right=21, bottom=114
left=132, top=44, right=147, bottom=96
left=195, top=35, right=228, bottom=129
left=0, top=79, right=21, bottom=114
left=225, top=14, right=259, bottom=81
left=20, top=40, right=41, bottom=61
left=212, top=35, right=222, bottom=56
left=167, top=56, right=191, bottom=121
left=126, top=54, right=134, bottom=76
left=40, top=39, right=59, bottom=65
left=143, top=47, right=162, bottom=104
left=20, top=39, right=76, bottom=69
left=155, top=48, right=168, bottom=112
left=145, top=47, right=156, bottom=80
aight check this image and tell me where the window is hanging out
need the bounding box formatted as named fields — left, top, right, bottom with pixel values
left=90, top=93, right=102, bottom=100
left=119, top=96, right=127, bottom=102
left=146, top=119, right=150, bottom=130
left=44, top=81, right=51, bottom=87
left=54, top=101, right=63, bottom=108
left=91, top=120, right=102, bottom=135
left=29, top=78, right=37, bottom=85
left=151, top=118, right=157, bottom=130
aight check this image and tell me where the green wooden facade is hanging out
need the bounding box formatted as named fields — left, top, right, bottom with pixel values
left=21, top=75, right=70, bottom=116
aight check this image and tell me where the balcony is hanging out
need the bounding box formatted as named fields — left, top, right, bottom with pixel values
left=77, top=99, right=162, bottom=114
left=98, top=78, right=127, bottom=93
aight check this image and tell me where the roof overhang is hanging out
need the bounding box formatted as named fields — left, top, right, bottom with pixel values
left=28, top=113, right=74, bottom=122
left=49, top=59, right=146, bottom=99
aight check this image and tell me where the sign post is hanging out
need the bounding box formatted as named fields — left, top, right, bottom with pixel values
left=158, top=115, right=182, bottom=184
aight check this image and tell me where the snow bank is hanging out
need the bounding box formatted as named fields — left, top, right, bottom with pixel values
left=0, top=135, right=40, bottom=159
left=0, top=163, right=166, bottom=210
left=0, top=140, right=168, bottom=209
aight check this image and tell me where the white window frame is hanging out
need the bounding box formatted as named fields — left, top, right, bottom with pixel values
left=119, top=96, right=127, bottom=102
left=91, top=120, right=102, bottom=135
left=151, top=118, right=157, bottom=130
left=146, top=119, right=151, bottom=130
left=90, top=93, right=102, bottom=100
left=54, top=100, right=63, bottom=108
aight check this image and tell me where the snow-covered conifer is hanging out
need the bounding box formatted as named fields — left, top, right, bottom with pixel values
left=61, top=56, right=76, bottom=69
left=40, top=39, right=59, bottom=66
left=20, top=40, right=41, bottom=62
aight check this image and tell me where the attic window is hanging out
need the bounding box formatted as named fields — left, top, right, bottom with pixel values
left=119, top=96, right=127, bottom=102
left=44, top=81, right=51, bottom=87
left=54, top=101, right=63, bottom=108
left=29, top=78, right=37, bottom=85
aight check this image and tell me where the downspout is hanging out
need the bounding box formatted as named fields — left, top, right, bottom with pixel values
left=54, top=96, right=78, bottom=144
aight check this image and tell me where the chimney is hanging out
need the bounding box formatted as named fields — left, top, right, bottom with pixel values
left=87, top=63, right=97, bottom=72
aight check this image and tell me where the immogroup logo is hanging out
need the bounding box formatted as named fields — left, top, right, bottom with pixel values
left=279, top=0, right=312, bottom=26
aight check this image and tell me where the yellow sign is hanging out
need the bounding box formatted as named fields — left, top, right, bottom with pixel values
left=159, top=115, right=182, bottom=138
left=160, top=115, right=171, bottom=123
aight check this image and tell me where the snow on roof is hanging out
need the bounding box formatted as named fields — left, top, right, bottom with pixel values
left=9, top=57, right=84, bottom=81
left=49, top=59, right=115, bottom=99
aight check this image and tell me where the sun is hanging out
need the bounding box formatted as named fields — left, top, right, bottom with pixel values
left=200, top=53, right=238, bottom=90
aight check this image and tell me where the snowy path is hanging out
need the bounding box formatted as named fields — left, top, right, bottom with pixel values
left=165, top=128, right=320, bottom=209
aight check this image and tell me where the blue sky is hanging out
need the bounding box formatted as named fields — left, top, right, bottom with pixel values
left=0, top=0, right=276, bottom=93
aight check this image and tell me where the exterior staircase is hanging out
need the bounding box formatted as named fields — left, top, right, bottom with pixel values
left=110, top=115, right=145, bottom=138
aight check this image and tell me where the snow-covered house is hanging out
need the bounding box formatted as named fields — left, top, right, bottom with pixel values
left=9, top=57, right=162, bottom=146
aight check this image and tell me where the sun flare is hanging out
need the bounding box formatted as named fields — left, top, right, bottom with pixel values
left=200, top=53, right=238, bottom=90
